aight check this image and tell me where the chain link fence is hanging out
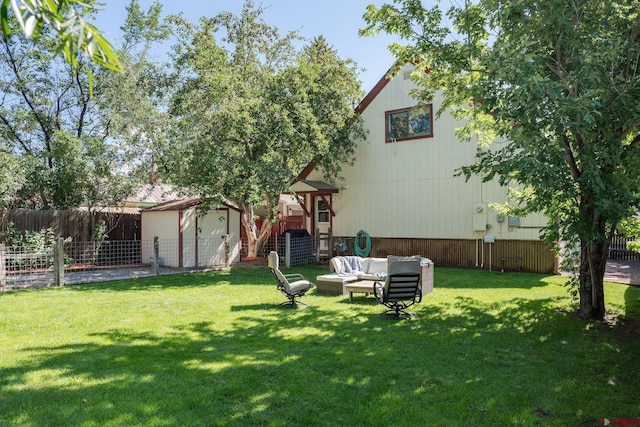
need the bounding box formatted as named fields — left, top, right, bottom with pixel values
left=240, top=230, right=317, bottom=267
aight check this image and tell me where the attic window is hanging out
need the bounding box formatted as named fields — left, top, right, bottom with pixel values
left=385, top=104, right=433, bottom=142
left=403, top=70, right=412, bottom=80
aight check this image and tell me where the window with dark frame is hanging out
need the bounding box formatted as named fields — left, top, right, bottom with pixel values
left=317, top=199, right=330, bottom=223
left=385, top=104, right=433, bottom=142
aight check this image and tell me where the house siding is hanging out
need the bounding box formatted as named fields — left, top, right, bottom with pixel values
left=307, top=64, right=552, bottom=272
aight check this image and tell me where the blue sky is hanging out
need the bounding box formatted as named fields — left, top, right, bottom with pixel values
left=94, top=0, right=405, bottom=94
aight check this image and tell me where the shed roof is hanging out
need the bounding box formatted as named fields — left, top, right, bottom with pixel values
left=142, top=197, right=201, bottom=212
left=142, top=197, right=241, bottom=213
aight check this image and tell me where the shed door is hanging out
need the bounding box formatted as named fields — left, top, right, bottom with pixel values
left=197, top=209, right=227, bottom=267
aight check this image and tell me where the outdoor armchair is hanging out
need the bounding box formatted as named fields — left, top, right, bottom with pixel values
left=373, top=255, right=422, bottom=317
left=268, top=251, right=314, bottom=307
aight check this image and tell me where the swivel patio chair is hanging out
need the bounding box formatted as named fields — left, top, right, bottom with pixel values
left=268, top=251, right=315, bottom=307
left=373, top=255, right=422, bottom=317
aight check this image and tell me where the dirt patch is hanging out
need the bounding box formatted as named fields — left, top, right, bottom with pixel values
left=605, top=315, right=640, bottom=343
left=560, top=309, right=640, bottom=342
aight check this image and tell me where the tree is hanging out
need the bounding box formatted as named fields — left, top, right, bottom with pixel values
left=362, top=0, right=640, bottom=320
left=0, top=0, right=167, bottom=210
left=165, top=0, right=365, bottom=258
left=1, top=0, right=121, bottom=72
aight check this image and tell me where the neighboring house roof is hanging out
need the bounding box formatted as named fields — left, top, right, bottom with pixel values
left=126, top=183, right=180, bottom=208
left=78, top=206, right=141, bottom=214
left=142, top=197, right=241, bottom=213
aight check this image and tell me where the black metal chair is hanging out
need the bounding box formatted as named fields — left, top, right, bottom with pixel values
left=373, top=256, right=422, bottom=317
left=267, top=251, right=314, bottom=307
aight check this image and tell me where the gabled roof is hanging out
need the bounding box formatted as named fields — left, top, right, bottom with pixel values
left=295, top=63, right=407, bottom=182
left=354, top=69, right=394, bottom=115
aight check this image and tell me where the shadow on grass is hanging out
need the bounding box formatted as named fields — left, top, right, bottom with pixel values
left=2, top=283, right=638, bottom=426
left=435, top=267, right=549, bottom=289
left=62, top=265, right=329, bottom=293
left=625, top=285, right=640, bottom=318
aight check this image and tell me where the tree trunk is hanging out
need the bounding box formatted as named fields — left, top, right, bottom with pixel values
left=578, top=240, right=607, bottom=320
left=577, top=201, right=608, bottom=320
left=241, top=204, right=274, bottom=259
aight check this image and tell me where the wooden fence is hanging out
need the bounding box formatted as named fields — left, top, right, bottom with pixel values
left=1, top=209, right=141, bottom=242
left=337, top=236, right=556, bottom=274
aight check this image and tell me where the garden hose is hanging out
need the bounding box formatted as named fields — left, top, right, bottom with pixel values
left=354, top=230, right=372, bottom=257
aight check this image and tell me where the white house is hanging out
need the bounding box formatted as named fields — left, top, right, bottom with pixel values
left=141, top=198, right=241, bottom=268
left=292, top=64, right=554, bottom=273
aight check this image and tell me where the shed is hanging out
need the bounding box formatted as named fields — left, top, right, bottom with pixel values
left=141, top=198, right=241, bottom=268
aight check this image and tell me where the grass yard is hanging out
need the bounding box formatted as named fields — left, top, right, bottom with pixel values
left=1, top=265, right=639, bottom=426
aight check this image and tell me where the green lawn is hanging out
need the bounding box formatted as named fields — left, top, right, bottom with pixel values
left=1, top=265, right=639, bottom=426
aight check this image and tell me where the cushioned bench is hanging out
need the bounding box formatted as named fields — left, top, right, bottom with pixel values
left=316, top=255, right=435, bottom=297
left=315, top=256, right=388, bottom=295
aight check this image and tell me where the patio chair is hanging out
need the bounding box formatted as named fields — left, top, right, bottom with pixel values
left=373, top=256, right=422, bottom=317
left=268, top=251, right=315, bottom=307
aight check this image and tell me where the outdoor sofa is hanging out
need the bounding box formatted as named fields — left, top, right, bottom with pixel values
left=316, top=256, right=387, bottom=295
left=316, top=255, right=434, bottom=297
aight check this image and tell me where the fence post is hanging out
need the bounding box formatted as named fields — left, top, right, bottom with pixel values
left=0, top=244, right=5, bottom=291
left=224, top=234, right=230, bottom=268
left=54, top=237, right=65, bottom=287
left=153, top=236, right=160, bottom=276
left=285, top=232, right=291, bottom=268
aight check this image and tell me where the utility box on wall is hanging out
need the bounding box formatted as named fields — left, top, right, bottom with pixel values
left=473, top=203, right=487, bottom=231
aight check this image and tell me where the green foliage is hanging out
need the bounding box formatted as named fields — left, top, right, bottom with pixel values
left=91, top=218, right=107, bottom=242
left=0, top=0, right=121, bottom=72
left=0, top=151, right=23, bottom=205
left=0, top=220, right=55, bottom=253
left=0, top=220, right=20, bottom=245
left=164, top=0, right=365, bottom=255
left=0, top=0, right=168, bottom=210
left=617, top=218, right=640, bottom=238
left=628, top=240, right=640, bottom=253
left=618, top=218, right=640, bottom=253
left=363, top=0, right=640, bottom=319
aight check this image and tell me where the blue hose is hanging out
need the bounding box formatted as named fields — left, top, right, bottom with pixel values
left=354, top=230, right=372, bottom=257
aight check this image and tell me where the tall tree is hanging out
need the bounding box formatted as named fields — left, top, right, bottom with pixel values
left=0, top=0, right=167, bottom=210
left=362, top=0, right=640, bottom=320
left=166, top=0, right=365, bottom=258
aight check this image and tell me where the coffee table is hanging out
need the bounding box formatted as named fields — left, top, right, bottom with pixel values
left=344, top=280, right=378, bottom=301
